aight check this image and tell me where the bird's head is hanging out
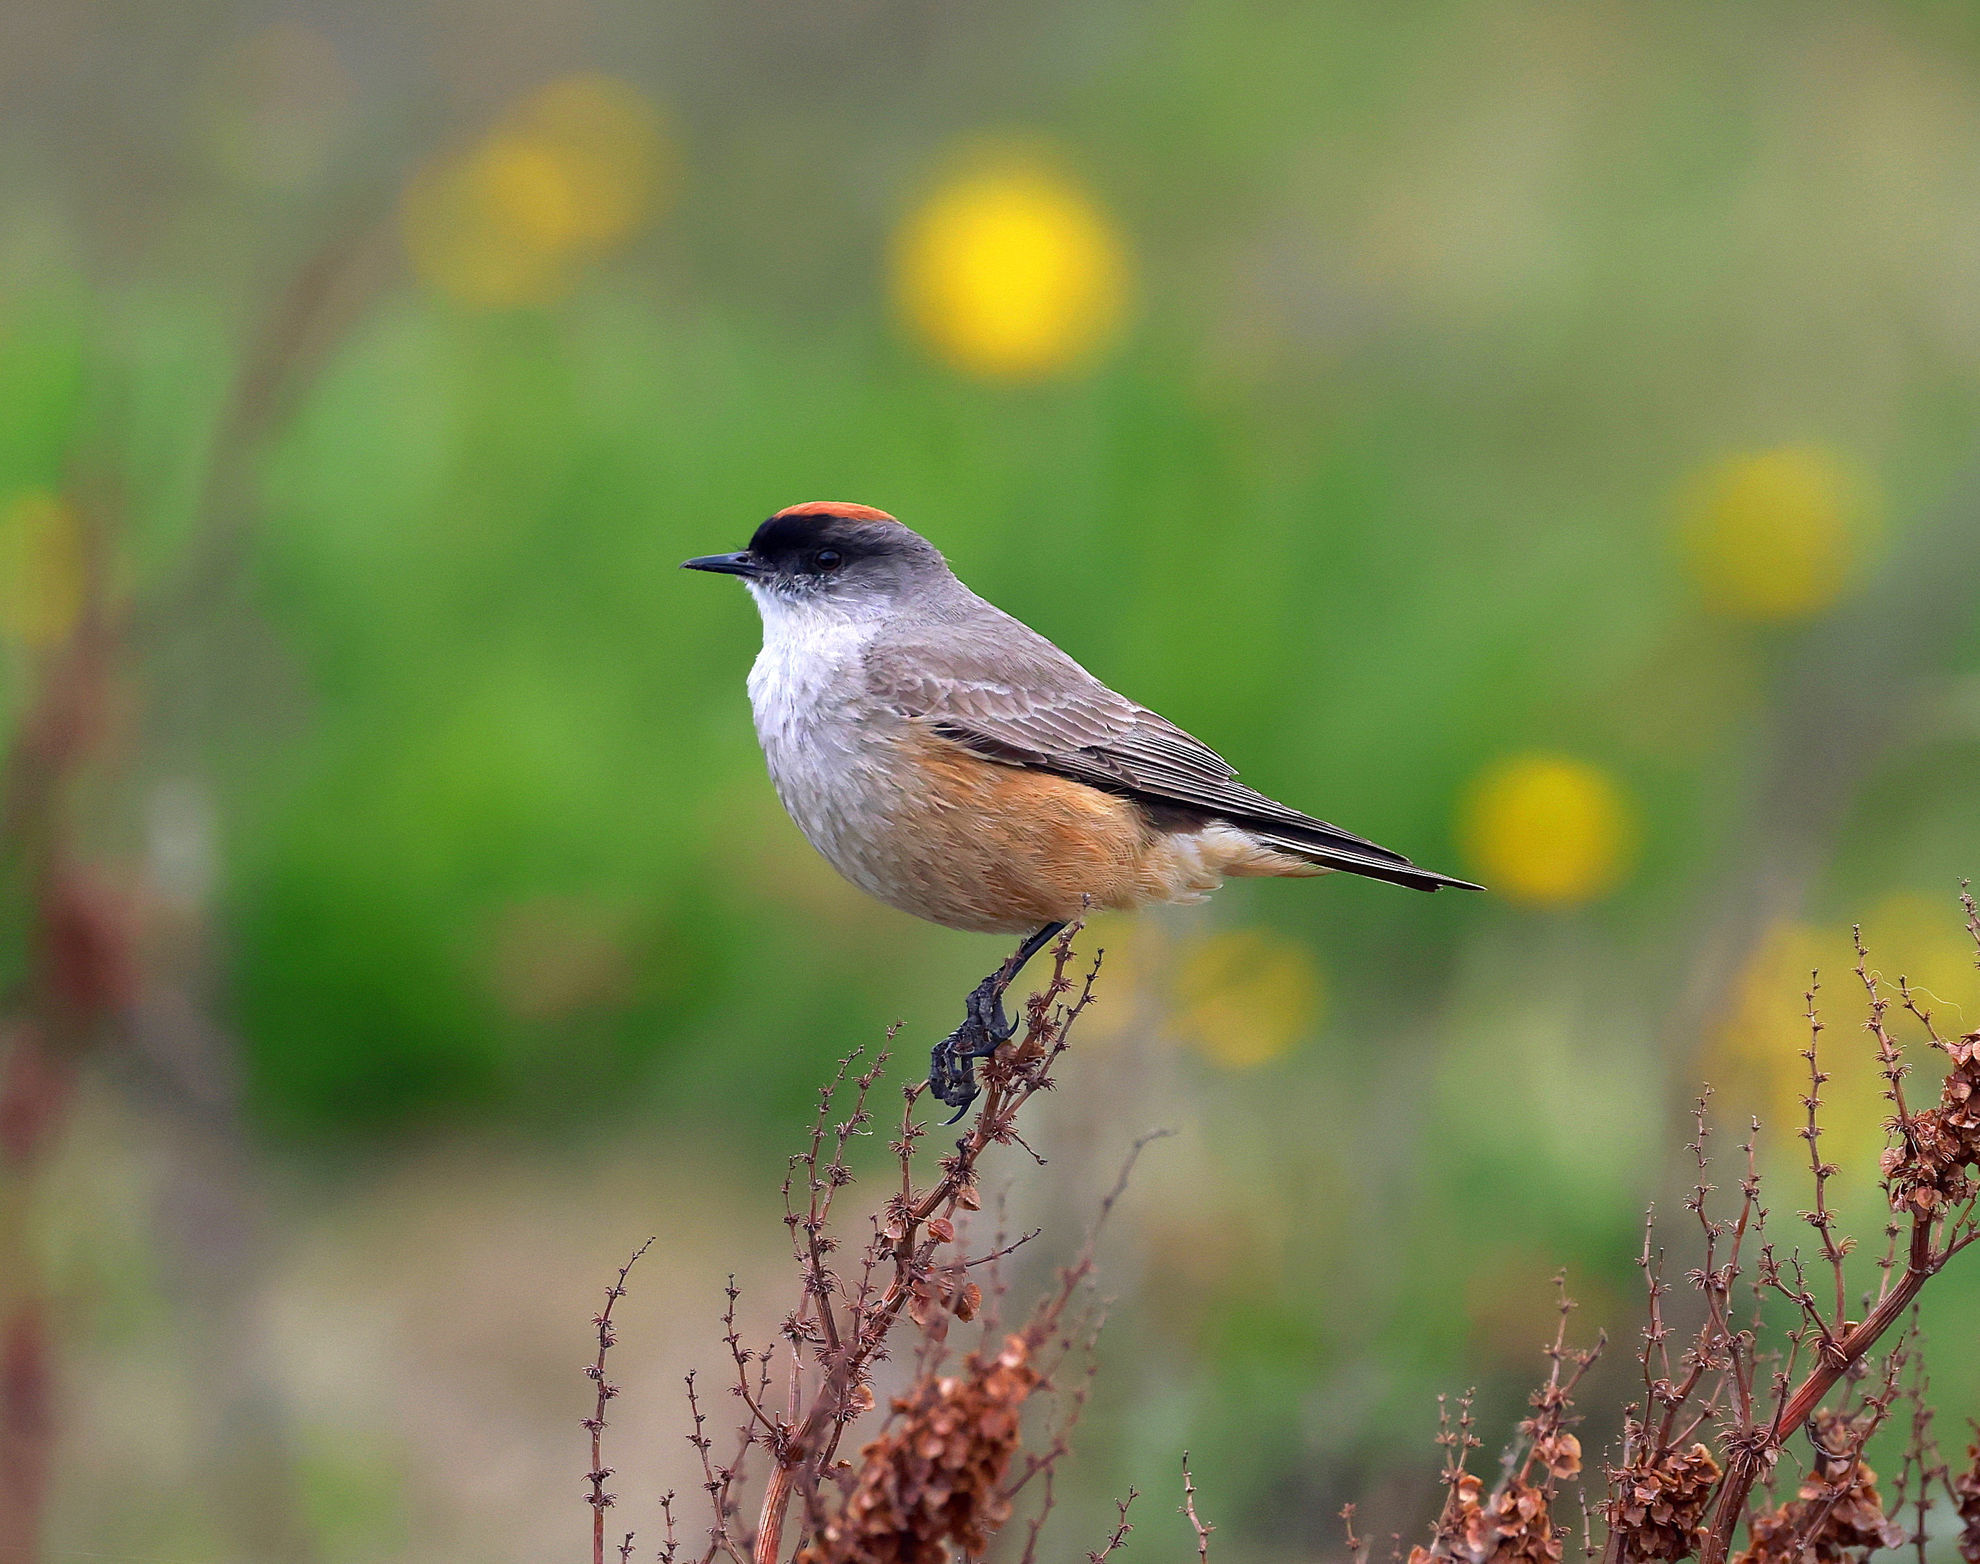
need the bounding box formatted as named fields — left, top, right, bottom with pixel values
left=683, top=503, right=950, bottom=619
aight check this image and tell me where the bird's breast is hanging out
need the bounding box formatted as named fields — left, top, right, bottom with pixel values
left=747, top=613, right=905, bottom=898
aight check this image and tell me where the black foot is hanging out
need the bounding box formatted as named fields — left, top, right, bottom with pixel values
left=927, top=922, right=1067, bottom=1123
left=930, top=974, right=1016, bottom=1120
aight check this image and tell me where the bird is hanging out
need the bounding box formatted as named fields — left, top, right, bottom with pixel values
left=685, top=502, right=1481, bottom=1112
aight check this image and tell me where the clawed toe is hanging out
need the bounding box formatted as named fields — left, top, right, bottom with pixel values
left=930, top=989, right=1018, bottom=1121
left=929, top=1030, right=980, bottom=1123
left=925, top=921, right=1068, bottom=1124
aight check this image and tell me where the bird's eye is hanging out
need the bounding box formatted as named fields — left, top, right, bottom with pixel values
left=812, top=548, right=844, bottom=573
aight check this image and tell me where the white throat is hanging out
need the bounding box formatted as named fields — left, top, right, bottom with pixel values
left=744, top=587, right=884, bottom=752
left=741, top=586, right=902, bottom=905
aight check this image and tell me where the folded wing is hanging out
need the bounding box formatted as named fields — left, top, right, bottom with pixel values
left=865, top=606, right=1480, bottom=893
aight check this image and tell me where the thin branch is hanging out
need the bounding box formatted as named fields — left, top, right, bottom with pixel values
left=962, top=1228, right=1043, bottom=1268
left=1086, top=1490, right=1138, bottom=1563
left=657, top=1492, right=679, bottom=1564
left=587, top=1238, right=656, bottom=1564
left=1181, top=1453, right=1214, bottom=1564
left=1798, top=979, right=1852, bottom=1328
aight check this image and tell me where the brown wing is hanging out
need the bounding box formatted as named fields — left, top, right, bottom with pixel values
left=864, top=610, right=1479, bottom=892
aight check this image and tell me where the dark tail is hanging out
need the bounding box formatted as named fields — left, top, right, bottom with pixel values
left=1245, top=825, right=1485, bottom=893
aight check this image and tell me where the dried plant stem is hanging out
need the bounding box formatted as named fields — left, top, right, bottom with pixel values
left=1797, top=982, right=1851, bottom=1327
left=1088, top=1490, right=1138, bottom=1562
left=587, top=1238, right=656, bottom=1564
left=1698, top=1216, right=1941, bottom=1564
left=1582, top=907, right=1980, bottom=1564
left=658, top=1490, right=680, bottom=1564
left=751, top=1470, right=795, bottom=1564
left=1696, top=916, right=1980, bottom=1564
left=794, top=1128, right=1159, bottom=1564
left=747, top=926, right=1101, bottom=1564
left=1341, top=1502, right=1370, bottom=1564
left=1181, top=1453, right=1214, bottom=1564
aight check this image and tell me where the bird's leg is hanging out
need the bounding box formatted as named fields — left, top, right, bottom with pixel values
left=929, top=921, right=1068, bottom=1120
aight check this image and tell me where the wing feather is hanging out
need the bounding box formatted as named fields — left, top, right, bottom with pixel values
left=864, top=612, right=1479, bottom=892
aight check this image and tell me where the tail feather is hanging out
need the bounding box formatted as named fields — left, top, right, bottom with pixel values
left=1246, top=828, right=1484, bottom=893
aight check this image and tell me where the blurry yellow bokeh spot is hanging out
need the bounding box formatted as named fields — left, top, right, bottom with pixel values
left=1171, top=927, right=1322, bottom=1069
left=1858, top=890, right=1980, bottom=1027
left=0, top=490, right=87, bottom=648
left=1708, top=897, right=1978, bottom=1172
left=1710, top=920, right=1847, bottom=1149
left=1677, top=447, right=1878, bottom=623
left=403, top=75, right=672, bottom=309
left=893, top=158, right=1130, bottom=380
left=1460, top=753, right=1638, bottom=907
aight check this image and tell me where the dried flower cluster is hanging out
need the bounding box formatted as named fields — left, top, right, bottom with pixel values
left=1606, top=1445, right=1722, bottom=1563
left=1409, top=1286, right=1601, bottom=1564
left=1732, top=1412, right=1904, bottom=1564
left=1420, top=1471, right=1560, bottom=1564
left=1955, top=1439, right=1980, bottom=1564
left=797, top=1333, right=1040, bottom=1564
left=1882, top=1027, right=1980, bottom=1218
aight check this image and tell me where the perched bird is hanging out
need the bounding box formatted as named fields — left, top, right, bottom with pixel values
left=686, top=502, right=1480, bottom=1110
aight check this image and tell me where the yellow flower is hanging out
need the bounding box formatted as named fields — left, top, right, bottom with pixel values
left=510, top=76, right=663, bottom=247
left=0, top=490, right=87, bottom=648
left=1171, top=927, right=1322, bottom=1069
left=1460, top=753, right=1637, bottom=907
left=403, top=75, right=672, bottom=309
left=893, top=157, right=1130, bottom=379
left=1676, top=447, right=1878, bottom=622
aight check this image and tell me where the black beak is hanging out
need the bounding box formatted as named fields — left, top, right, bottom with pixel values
left=681, top=551, right=763, bottom=578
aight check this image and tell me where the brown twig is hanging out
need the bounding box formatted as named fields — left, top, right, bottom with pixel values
left=685, top=1371, right=750, bottom=1564
left=1888, top=1325, right=1944, bottom=1564
left=657, top=1491, right=680, bottom=1564
left=1087, top=1490, right=1138, bottom=1562
left=1180, top=1452, right=1214, bottom=1564
left=1343, top=1503, right=1371, bottom=1564
left=1798, top=980, right=1853, bottom=1331
left=587, top=1238, right=656, bottom=1564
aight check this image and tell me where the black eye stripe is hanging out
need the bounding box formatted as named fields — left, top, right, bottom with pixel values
left=740, top=513, right=900, bottom=572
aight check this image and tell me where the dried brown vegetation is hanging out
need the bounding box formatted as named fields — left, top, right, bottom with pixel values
left=1409, top=1287, right=1601, bottom=1564
left=1731, top=1411, right=1904, bottom=1564
left=588, top=892, right=1980, bottom=1564
left=1394, top=891, right=1980, bottom=1564
left=583, top=923, right=1184, bottom=1564
left=794, top=1329, right=1039, bottom=1564
left=1954, top=1439, right=1980, bottom=1563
